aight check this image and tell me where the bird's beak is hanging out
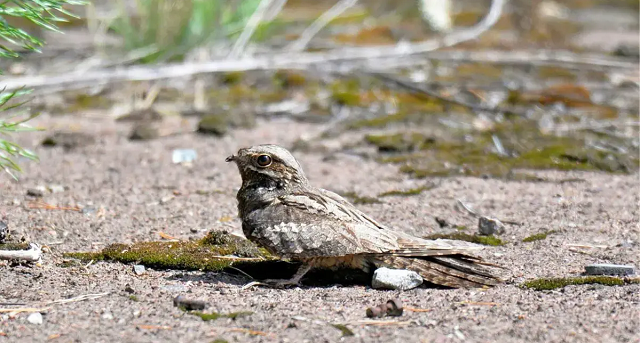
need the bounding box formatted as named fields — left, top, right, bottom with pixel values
left=225, top=155, right=235, bottom=162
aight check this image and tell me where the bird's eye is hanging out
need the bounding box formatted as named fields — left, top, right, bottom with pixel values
left=256, top=154, right=272, bottom=167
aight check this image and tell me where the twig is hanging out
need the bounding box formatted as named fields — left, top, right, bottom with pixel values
left=0, top=0, right=506, bottom=91
left=456, top=199, right=479, bottom=217
left=0, top=307, right=49, bottom=313
left=287, top=0, right=358, bottom=52
left=345, top=320, right=411, bottom=326
left=368, top=71, right=522, bottom=115
left=458, top=301, right=500, bottom=306
left=209, top=327, right=276, bottom=337
left=0, top=243, right=42, bottom=262
left=263, top=0, right=288, bottom=22
left=229, top=0, right=274, bottom=58
left=46, top=292, right=110, bottom=305
left=404, top=307, right=432, bottom=312
left=136, top=325, right=172, bottom=330
left=552, top=120, right=640, bottom=133
left=27, top=201, right=81, bottom=211
left=226, top=266, right=255, bottom=280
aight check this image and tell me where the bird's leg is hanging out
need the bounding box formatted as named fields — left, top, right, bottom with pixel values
left=262, top=263, right=312, bottom=288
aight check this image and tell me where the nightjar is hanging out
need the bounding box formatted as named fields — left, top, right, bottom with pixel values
left=226, top=144, right=502, bottom=288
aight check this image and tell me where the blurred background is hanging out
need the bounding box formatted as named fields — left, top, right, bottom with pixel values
left=0, top=0, right=638, bottom=180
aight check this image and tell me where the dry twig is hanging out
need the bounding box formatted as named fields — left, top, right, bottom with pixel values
left=0, top=243, right=42, bottom=262
left=287, top=0, right=358, bottom=52
left=0, top=0, right=506, bottom=91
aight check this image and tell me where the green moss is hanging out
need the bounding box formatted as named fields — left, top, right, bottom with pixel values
left=190, top=310, right=253, bottom=321
left=128, top=295, right=139, bottom=301
left=63, top=231, right=274, bottom=272
left=423, top=233, right=505, bottom=246
left=378, top=185, right=433, bottom=197
left=0, top=243, right=30, bottom=250
left=210, top=339, right=229, bottom=343
left=221, top=71, right=244, bottom=85
left=274, top=70, right=307, bottom=88
left=331, top=324, right=355, bottom=337
left=522, top=230, right=557, bottom=242
left=339, top=191, right=381, bottom=205
left=67, top=93, right=112, bottom=112
left=374, top=118, right=639, bottom=178
left=521, top=276, right=639, bottom=291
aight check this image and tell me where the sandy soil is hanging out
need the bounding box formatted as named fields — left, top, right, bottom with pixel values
left=1, top=115, right=638, bottom=343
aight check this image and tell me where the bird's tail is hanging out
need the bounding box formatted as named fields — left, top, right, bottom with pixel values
left=369, top=254, right=502, bottom=288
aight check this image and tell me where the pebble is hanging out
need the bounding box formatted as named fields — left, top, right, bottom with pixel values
left=173, top=295, right=207, bottom=311
left=27, top=312, right=43, bottom=325
left=584, top=264, right=635, bottom=276
left=371, top=267, right=423, bottom=291
left=133, top=265, right=146, bottom=275
left=48, top=184, right=65, bottom=193
left=102, top=312, right=114, bottom=320
left=26, top=186, right=46, bottom=197
left=0, top=221, right=7, bottom=243
left=172, top=149, right=198, bottom=164
left=478, top=216, right=505, bottom=236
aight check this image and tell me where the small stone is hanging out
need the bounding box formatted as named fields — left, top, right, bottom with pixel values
left=173, top=295, right=207, bottom=311
left=172, top=149, right=197, bottom=164
left=371, top=267, right=423, bottom=291
left=129, top=124, right=160, bottom=140
left=81, top=207, right=96, bottom=215
left=27, top=312, right=43, bottom=325
left=0, top=221, right=7, bottom=243
left=41, top=131, right=95, bottom=150
left=478, top=216, right=505, bottom=236
left=160, top=196, right=174, bottom=204
left=584, top=264, right=635, bottom=276
left=133, top=265, right=146, bottom=275
left=102, top=312, right=113, bottom=320
left=48, top=184, right=65, bottom=193
left=26, top=186, right=46, bottom=197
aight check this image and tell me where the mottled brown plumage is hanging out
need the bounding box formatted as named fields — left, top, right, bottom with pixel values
left=226, top=144, right=502, bottom=288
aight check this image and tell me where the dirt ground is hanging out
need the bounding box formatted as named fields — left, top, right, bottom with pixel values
left=0, top=115, right=638, bottom=343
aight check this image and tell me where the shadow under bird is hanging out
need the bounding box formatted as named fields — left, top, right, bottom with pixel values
left=226, top=144, right=502, bottom=288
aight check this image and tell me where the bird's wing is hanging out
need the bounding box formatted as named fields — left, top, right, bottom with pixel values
left=316, top=189, right=485, bottom=256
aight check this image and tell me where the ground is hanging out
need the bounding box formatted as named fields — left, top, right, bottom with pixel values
left=0, top=116, right=638, bottom=343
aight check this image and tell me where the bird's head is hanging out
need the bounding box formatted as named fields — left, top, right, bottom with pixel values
left=226, top=144, right=309, bottom=195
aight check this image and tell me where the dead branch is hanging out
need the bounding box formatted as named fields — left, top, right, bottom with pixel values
left=0, top=243, right=42, bottom=262
left=368, top=71, right=523, bottom=116
left=0, top=0, right=505, bottom=91
left=229, top=0, right=275, bottom=58
left=287, top=0, right=359, bottom=52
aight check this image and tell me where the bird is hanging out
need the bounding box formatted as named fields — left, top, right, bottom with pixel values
left=226, top=144, right=502, bottom=288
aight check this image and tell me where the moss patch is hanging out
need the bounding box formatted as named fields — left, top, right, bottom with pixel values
left=189, top=310, right=253, bottom=321
left=522, top=230, right=557, bottom=242
left=62, top=231, right=371, bottom=285
left=331, top=324, right=355, bottom=337
left=0, top=243, right=30, bottom=250
left=522, top=276, right=639, bottom=291
left=423, top=233, right=505, bottom=246
left=378, top=185, right=433, bottom=197
left=63, top=231, right=274, bottom=272
left=371, top=118, right=638, bottom=178
left=339, top=191, right=381, bottom=205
